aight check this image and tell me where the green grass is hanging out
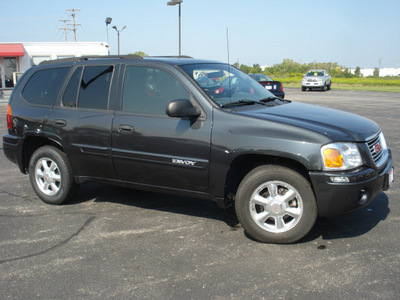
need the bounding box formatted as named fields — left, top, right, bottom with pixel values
left=274, top=77, right=400, bottom=93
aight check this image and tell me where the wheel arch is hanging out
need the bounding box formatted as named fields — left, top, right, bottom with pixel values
left=224, top=154, right=311, bottom=202
left=21, top=136, right=64, bottom=173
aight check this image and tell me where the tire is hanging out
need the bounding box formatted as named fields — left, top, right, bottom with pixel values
left=327, top=82, right=331, bottom=90
left=235, top=165, right=317, bottom=244
left=321, top=84, right=326, bottom=91
left=29, top=146, right=78, bottom=205
left=301, top=87, right=306, bottom=91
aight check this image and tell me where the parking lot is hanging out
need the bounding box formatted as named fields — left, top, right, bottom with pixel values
left=0, top=88, right=399, bottom=299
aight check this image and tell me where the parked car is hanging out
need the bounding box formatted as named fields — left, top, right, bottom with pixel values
left=249, top=73, right=285, bottom=98
left=3, top=56, right=393, bottom=244
left=302, top=69, right=331, bottom=91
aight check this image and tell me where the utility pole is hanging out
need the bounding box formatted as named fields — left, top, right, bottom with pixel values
left=66, top=9, right=81, bottom=42
left=59, top=19, right=70, bottom=42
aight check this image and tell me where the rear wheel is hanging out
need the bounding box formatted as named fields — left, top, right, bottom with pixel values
left=235, top=165, right=317, bottom=243
left=327, top=82, right=331, bottom=90
left=29, top=146, right=78, bottom=205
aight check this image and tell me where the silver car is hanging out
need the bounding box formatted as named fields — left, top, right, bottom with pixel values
left=302, top=69, right=331, bottom=91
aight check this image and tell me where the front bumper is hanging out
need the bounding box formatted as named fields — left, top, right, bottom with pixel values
left=302, top=82, right=324, bottom=88
left=309, top=151, right=393, bottom=217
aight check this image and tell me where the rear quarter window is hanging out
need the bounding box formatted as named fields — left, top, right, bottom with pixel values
left=22, top=67, right=69, bottom=106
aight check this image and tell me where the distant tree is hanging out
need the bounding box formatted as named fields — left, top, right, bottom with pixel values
left=355, top=66, right=361, bottom=77
left=131, top=51, right=149, bottom=57
left=239, top=64, right=251, bottom=74
left=250, top=64, right=262, bottom=74
left=373, top=68, right=380, bottom=77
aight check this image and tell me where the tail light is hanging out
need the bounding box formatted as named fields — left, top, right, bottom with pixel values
left=6, top=104, right=12, bottom=130
left=280, top=84, right=283, bottom=92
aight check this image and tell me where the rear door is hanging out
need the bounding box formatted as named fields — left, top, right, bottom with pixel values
left=47, top=64, right=118, bottom=180
left=111, top=64, right=212, bottom=192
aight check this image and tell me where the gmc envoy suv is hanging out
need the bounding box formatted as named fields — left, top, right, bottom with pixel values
left=3, top=55, right=394, bottom=243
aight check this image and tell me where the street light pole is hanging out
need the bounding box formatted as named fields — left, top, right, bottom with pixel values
left=105, top=17, right=112, bottom=55
left=112, top=25, right=126, bottom=56
left=167, top=0, right=183, bottom=56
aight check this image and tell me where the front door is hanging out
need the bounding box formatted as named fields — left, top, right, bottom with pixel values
left=112, top=65, right=212, bottom=192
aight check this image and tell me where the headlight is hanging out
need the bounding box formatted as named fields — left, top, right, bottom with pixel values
left=321, top=143, right=362, bottom=170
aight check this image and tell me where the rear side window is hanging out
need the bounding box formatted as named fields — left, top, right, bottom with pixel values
left=78, top=66, right=114, bottom=109
left=22, top=67, right=69, bottom=106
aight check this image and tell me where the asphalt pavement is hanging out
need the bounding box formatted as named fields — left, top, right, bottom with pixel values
left=0, top=88, right=399, bottom=299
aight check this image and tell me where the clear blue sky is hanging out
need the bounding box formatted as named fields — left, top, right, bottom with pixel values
left=1, top=0, right=399, bottom=68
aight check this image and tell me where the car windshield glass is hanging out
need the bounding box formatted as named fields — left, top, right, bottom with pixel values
left=307, top=71, right=323, bottom=76
left=250, top=74, right=274, bottom=82
left=179, top=63, right=276, bottom=107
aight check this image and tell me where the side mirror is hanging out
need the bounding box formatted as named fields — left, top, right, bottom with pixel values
left=166, top=99, right=201, bottom=119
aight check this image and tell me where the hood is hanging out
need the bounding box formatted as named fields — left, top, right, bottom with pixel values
left=237, top=101, right=379, bottom=142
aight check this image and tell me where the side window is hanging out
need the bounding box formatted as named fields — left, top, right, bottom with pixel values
left=77, top=66, right=114, bottom=110
left=122, top=66, right=190, bottom=115
left=62, top=67, right=82, bottom=107
left=22, top=67, right=69, bottom=106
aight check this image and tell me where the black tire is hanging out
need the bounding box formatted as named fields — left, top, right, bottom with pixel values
left=29, top=146, right=79, bottom=205
left=235, top=165, right=317, bottom=244
left=301, top=87, right=306, bottom=91
left=327, top=82, right=331, bottom=90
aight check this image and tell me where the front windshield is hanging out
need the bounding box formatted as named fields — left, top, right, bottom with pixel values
left=179, top=63, right=276, bottom=107
left=306, top=71, right=324, bottom=77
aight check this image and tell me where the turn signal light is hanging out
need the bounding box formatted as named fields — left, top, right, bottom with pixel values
left=323, top=148, right=344, bottom=168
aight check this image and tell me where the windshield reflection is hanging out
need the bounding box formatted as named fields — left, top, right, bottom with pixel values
left=179, top=63, right=276, bottom=107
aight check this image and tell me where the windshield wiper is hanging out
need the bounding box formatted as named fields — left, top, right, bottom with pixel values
left=221, top=99, right=270, bottom=108
left=259, top=97, right=279, bottom=102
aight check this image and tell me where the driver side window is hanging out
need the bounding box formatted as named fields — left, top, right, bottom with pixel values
left=122, top=66, right=190, bottom=115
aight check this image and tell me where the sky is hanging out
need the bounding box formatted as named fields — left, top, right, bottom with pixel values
left=1, top=0, right=399, bottom=69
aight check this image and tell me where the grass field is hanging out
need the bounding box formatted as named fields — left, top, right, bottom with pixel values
left=275, top=77, right=400, bottom=93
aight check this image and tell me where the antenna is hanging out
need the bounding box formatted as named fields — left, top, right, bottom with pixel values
left=226, top=27, right=230, bottom=65
left=226, top=27, right=232, bottom=103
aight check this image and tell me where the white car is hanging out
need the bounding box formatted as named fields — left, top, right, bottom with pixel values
left=302, top=69, right=331, bottom=91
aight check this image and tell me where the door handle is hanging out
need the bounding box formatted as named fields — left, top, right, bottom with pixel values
left=118, top=125, right=135, bottom=133
left=53, top=119, right=67, bottom=127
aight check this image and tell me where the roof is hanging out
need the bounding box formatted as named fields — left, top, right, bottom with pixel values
left=38, top=55, right=223, bottom=66
left=0, top=44, right=24, bottom=57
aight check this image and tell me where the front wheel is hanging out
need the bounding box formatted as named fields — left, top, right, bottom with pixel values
left=29, top=146, right=79, bottom=205
left=235, top=165, right=317, bottom=243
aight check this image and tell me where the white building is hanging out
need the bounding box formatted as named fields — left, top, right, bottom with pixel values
left=0, top=42, right=109, bottom=89
left=349, top=68, right=400, bottom=77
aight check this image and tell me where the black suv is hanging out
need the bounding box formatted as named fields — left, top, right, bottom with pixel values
left=3, top=55, right=394, bottom=243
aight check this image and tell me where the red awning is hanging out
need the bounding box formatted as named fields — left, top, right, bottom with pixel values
left=0, top=44, right=24, bottom=57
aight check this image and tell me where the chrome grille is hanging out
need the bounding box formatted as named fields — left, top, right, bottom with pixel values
left=366, top=132, right=388, bottom=168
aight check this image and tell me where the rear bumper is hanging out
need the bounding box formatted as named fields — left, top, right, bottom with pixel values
left=3, top=134, right=25, bottom=173
left=309, top=151, right=393, bottom=217
left=271, top=91, right=285, bottom=99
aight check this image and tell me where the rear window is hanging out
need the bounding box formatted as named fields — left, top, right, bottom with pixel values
left=22, top=67, right=69, bottom=106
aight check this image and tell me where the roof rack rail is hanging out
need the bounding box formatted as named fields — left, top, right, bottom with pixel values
left=39, top=55, right=142, bottom=65
left=148, top=55, right=193, bottom=59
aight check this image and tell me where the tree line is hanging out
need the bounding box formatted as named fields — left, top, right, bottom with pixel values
left=233, top=59, right=382, bottom=78
left=132, top=52, right=384, bottom=78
